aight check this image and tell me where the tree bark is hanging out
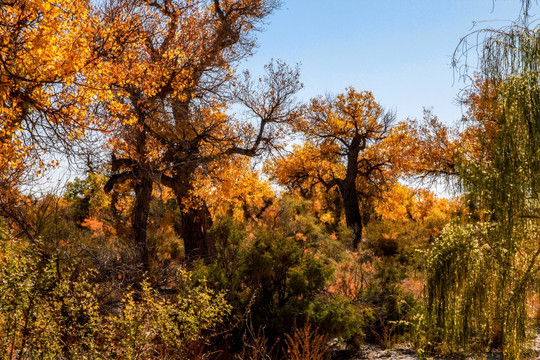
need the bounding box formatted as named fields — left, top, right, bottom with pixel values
left=168, top=177, right=216, bottom=264
left=339, top=180, right=363, bottom=249
left=104, top=153, right=151, bottom=273
left=179, top=204, right=215, bottom=263
left=132, top=174, right=152, bottom=274
left=132, top=113, right=152, bottom=274
left=339, top=140, right=364, bottom=249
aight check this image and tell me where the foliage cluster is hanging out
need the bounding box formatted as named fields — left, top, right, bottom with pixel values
left=0, top=230, right=229, bottom=359
left=0, top=184, right=440, bottom=358
left=194, top=197, right=368, bottom=352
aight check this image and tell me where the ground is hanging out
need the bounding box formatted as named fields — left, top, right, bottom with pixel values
left=347, top=337, right=540, bottom=359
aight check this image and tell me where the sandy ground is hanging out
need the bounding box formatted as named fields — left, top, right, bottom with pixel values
left=353, top=343, right=419, bottom=360
left=349, top=336, right=540, bottom=359
left=328, top=331, right=540, bottom=359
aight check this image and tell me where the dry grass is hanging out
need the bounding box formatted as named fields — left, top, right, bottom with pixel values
left=284, top=320, right=328, bottom=360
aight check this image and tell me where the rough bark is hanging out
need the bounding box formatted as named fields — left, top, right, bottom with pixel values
left=341, top=138, right=364, bottom=249
left=339, top=180, right=363, bottom=249
left=132, top=174, right=152, bottom=274
left=179, top=204, right=215, bottom=263
left=132, top=112, right=152, bottom=274
left=167, top=174, right=216, bottom=264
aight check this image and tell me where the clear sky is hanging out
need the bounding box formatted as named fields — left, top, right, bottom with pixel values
left=240, top=1, right=531, bottom=125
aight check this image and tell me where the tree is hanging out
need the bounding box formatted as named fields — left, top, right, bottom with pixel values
left=273, top=88, right=414, bottom=248
left=97, top=0, right=301, bottom=268
left=0, top=0, right=112, bottom=246
left=409, top=110, right=459, bottom=181
left=426, top=23, right=540, bottom=357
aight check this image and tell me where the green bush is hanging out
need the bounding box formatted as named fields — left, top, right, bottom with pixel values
left=0, top=238, right=102, bottom=359
left=195, top=199, right=368, bottom=352
left=361, top=257, right=415, bottom=347
left=307, top=295, right=371, bottom=349
left=109, top=273, right=230, bottom=359
left=0, top=231, right=229, bottom=359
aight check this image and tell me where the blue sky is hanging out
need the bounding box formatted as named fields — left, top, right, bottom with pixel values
left=241, top=1, right=530, bottom=125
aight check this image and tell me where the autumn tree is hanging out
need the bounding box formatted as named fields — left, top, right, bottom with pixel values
left=273, top=88, right=414, bottom=248
left=97, top=0, right=301, bottom=268
left=409, top=110, right=459, bottom=181
left=458, top=77, right=501, bottom=187
left=0, top=0, right=114, bottom=247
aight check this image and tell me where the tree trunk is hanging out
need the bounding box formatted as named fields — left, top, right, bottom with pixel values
left=180, top=204, right=215, bottom=263
left=339, top=181, right=363, bottom=249
left=132, top=113, right=151, bottom=275
left=132, top=175, right=152, bottom=274
left=170, top=181, right=216, bottom=264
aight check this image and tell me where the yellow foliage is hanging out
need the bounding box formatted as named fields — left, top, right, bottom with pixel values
left=374, top=183, right=460, bottom=224
left=272, top=88, right=417, bottom=229
left=0, top=0, right=111, bottom=197
left=190, top=156, right=275, bottom=220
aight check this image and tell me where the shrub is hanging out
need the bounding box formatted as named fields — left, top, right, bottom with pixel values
left=0, top=230, right=229, bottom=359
left=195, top=199, right=369, bottom=354
left=108, top=272, right=230, bottom=359
left=284, top=320, right=328, bottom=360
left=361, top=257, right=415, bottom=348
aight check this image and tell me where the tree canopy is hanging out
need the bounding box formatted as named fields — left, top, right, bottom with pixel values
left=273, top=88, right=415, bottom=248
